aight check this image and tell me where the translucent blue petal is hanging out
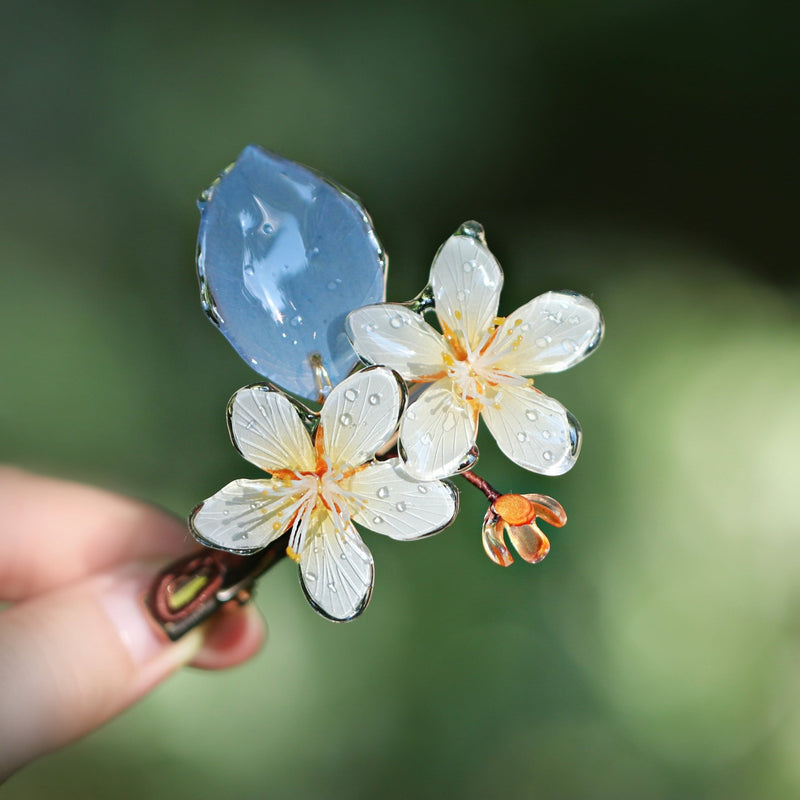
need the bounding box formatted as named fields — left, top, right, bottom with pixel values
left=197, top=145, right=387, bottom=401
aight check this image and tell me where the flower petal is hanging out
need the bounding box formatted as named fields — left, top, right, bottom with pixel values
left=298, top=509, right=374, bottom=621
left=228, top=384, right=315, bottom=473
left=189, top=478, right=304, bottom=554
left=345, top=304, right=447, bottom=380
left=481, top=512, right=514, bottom=567
left=321, top=366, right=405, bottom=470
left=399, top=379, right=479, bottom=480
left=431, top=229, right=503, bottom=352
left=523, top=493, right=567, bottom=527
left=480, top=383, right=581, bottom=475
left=485, top=291, right=604, bottom=375
left=347, top=459, right=458, bottom=541
left=507, top=523, right=551, bottom=564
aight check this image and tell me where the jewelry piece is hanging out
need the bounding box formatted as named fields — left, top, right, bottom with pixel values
left=146, top=147, right=603, bottom=638
left=189, top=367, right=457, bottom=621
left=345, top=221, right=604, bottom=481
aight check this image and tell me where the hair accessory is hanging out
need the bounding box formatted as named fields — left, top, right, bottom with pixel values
left=146, top=147, right=603, bottom=638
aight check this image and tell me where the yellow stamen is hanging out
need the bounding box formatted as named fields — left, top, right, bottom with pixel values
left=286, top=546, right=301, bottom=563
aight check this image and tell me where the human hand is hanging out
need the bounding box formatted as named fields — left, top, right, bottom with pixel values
left=0, top=467, right=266, bottom=779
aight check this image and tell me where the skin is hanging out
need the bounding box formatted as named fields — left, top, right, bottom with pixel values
left=0, top=466, right=266, bottom=780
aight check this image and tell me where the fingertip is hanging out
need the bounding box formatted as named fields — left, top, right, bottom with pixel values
left=190, top=604, right=267, bottom=670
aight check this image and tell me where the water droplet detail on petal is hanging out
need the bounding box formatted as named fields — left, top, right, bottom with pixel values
left=372, top=515, right=384, bottom=525
left=406, top=409, right=417, bottom=421
left=525, top=409, right=538, bottom=421
left=340, top=413, right=353, bottom=426
left=377, top=486, right=390, bottom=499
left=244, top=264, right=255, bottom=276
left=421, top=432, right=433, bottom=445
left=345, top=388, right=358, bottom=402
left=395, top=501, right=407, bottom=512
left=542, top=430, right=552, bottom=440
left=517, top=432, right=528, bottom=442
left=563, top=338, right=577, bottom=353
left=368, top=393, right=381, bottom=405
left=328, top=583, right=337, bottom=592
left=306, top=571, right=317, bottom=582
left=543, top=450, right=553, bottom=462
left=536, top=336, right=552, bottom=348
left=390, top=315, right=403, bottom=329
left=417, top=484, right=428, bottom=494
left=365, top=322, right=377, bottom=333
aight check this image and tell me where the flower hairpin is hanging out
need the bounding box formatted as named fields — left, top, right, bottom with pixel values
left=145, top=145, right=603, bottom=638
left=189, top=367, right=457, bottom=621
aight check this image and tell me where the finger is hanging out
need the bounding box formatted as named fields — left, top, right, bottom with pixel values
left=0, top=561, right=266, bottom=779
left=190, top=602, right=266, bottom=670
left=0, top=466, right=192, bottom=601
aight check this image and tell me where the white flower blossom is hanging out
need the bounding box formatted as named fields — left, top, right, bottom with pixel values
left=346, top=223, right=604, bottom=481
left=190, top=366, right=458, bottom=621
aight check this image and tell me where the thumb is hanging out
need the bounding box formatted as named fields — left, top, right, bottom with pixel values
left=0, top=561, right=264, bottom=779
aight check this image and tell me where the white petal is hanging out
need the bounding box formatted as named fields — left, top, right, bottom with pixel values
left=347, top=459, right=458, bottom=541
left=399, top=379, right=479, bottom=480
left=485, top=291, right=604, bottom=376
left=345, top=304, right=447, bottom=380
left=480, top=383, right=581, bottom=475
left=189, top=478, right=304, bottom=554
left=228, top=384, right=315, bottom=473
left=430, top=230, right=503, bottom=352
left=299, top=510, right=374, bottom=621
left=321, top=366, right=405, bottom=470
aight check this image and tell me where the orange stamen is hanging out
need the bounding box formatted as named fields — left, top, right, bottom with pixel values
left=439, top=319, right=468, bottom=361
left=479, top=324, right=501, bottom=356
left=412, top=370, right=448, bottom=383
left=271, top=469, right=297, bottom=482
left=314, top=425, right=327, bottom=475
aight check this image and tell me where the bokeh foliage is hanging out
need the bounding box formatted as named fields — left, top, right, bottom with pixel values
left=1, top=1, right=799, bottom=797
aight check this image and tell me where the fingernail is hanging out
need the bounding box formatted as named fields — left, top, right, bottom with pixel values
left=95, top=563, right=203, bottom=668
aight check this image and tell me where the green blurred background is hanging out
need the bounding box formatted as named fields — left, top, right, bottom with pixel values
left=2, top=1, right=799, bottom=797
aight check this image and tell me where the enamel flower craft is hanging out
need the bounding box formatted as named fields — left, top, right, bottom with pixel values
left=190, top=367, right=457, bottom=621
left=346, top=222, right=603, bottom=481
left=146, top=144, right=603, bottom=637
